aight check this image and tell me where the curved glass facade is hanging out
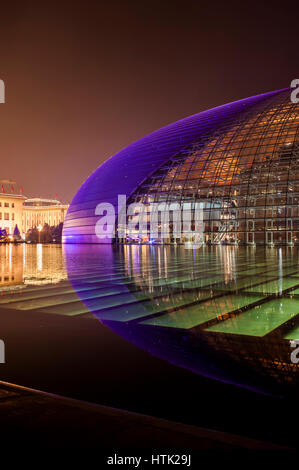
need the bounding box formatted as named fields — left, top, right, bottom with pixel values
left=63, top=88, right=299, bottom=245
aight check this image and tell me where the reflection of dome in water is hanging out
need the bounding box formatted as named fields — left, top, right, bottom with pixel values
left=63, top=88, right=299, bottom=245
left=64, top=244, right=299, bottom=397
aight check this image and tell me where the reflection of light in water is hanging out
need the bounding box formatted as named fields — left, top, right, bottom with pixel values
left=0, top=245, right=67, bottom=289
left=218, top=246, right=236, bottom=283
left=24, top=245, right=67, bottom=285
left=0, top=244, right=23, bottom=288
left=158, top=248, right=161, bottom=278
left=142, top=245, right=153, bottom=292
left=23, top=243, right=26, bottom=269
left=164, top=247, right=168, bottom=278
left=278, top=248, right=283, bottom=295
left=9, top=244, right=12, bottom=271
left=134, top=246, right=139, bottom=273
left=37, top=244, right=43, bottom=271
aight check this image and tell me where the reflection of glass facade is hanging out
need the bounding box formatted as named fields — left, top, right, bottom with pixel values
left=63, top=244, right=299, bottom=395
left=63, top=88, right=299, bottom=245
left=130, top=92, right=299, bottom=245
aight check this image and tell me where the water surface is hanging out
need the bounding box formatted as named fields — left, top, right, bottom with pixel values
left=0, top=243, right=299, bottom=444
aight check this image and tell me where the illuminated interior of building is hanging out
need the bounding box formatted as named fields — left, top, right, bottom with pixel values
left=126, top=92, right=299, bottom=245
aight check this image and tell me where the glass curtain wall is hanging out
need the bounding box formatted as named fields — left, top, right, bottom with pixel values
left=124, top=91, right=299, bottom=245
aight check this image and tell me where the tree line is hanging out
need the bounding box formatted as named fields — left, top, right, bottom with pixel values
left=26, top=222, right=64, bottom=243
left=0, top=222, right=64, bottom=243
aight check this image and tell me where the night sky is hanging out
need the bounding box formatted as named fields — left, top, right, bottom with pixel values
left=0, top=1, right=298, bottom=202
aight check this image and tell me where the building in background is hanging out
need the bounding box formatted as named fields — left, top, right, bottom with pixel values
left=0, top=180, right=26, bottom=236
left=23, top=198, right=69, bottom=234
left=0, top=182, right=69, bottom=237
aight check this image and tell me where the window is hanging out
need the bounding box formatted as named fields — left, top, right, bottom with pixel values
left=12, top=213, right=14, bottom=221
left=4, top=203, right=9, bottom=208
left=4, top=213, right=9, bottom=220
left=11, top=203, right=14, bottom=208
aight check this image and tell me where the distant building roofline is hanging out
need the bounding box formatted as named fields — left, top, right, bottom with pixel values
left=23, top=204, right=69, bottom=210
left=24, top=197, right=62, bottom=205
left=0, top=193, right=27, bottom=199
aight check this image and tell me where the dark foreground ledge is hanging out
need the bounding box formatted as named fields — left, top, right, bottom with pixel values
left=0, top=380, right=288, bottom=449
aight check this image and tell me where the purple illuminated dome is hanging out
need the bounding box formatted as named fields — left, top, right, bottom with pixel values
left=63, top=88, right=299, bottom=245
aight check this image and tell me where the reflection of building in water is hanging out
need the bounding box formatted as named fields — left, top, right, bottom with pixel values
left=0, top=180, right=26, bottom=236
left=119, top=245, right=299, bottom=393
left=23, top=198, right=69, bottom=234
left=122, top=243, right=238, bottom=292
left=23, top=244, right=67, bottom=285
left=0, top=244, right=23, bottom=287
left=0, top=245, right=67, bottom=289
left=63, top=244, right=299, bottom=395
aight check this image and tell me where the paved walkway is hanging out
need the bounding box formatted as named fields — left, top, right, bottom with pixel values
left=0, top=380, right=288, bottom=449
